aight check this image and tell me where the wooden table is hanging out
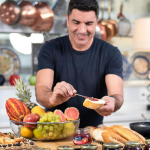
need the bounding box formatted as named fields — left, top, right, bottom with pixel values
left=35, top=137, right=102, bottom=150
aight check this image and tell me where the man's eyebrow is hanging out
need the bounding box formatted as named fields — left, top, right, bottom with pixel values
left=72, top=19, right=94, bottom=24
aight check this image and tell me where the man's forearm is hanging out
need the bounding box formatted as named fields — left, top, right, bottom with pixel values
left=110, top=94, right=124, bottom=112
left=35, top=85, right=54, bottom=108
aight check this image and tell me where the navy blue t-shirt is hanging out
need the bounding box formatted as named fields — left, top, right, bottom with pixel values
left=37, top=35, right=123, bottom=128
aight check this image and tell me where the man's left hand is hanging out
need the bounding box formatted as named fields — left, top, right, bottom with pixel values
left=95, top=96, right=116, bottom=116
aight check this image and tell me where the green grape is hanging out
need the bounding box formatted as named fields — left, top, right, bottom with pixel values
left=49, top=132, right=53, bottom=137
left=43, top=133, right=49, bottom=138
left=55, top=119, right=60, bottom=122
left=40, top=114, right=44, bottom=118
left=57, top=126, right=62, bottom=131
left=49, top=125, right=54, bottom=131
left=37, top=125, right=43, bottom=131
left=55, top=115, right=60, bottom=120
left=59, top=124, right=64, bottom=127
left=54, top=124, right=58, bottom=129
left=53, top=133, right=57, bottom=138
left=44, top=125, right=49, bottom=130
left=42, top=129, right=46, bottom=134
left=39, top=118, right=44, bottom=123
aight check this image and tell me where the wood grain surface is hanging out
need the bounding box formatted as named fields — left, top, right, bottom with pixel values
left=34, top=136, right=102, bottom=150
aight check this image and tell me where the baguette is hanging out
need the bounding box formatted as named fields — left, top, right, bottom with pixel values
left=111, top=125, right=145, bottom=143
left=92, top=128, right=126, bottom=146
left=83, top=98, right=105, bottom=109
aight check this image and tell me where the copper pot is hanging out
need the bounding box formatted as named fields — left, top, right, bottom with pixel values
left=30, top=1, right=54, bottom=32
left=0, top=0, right=21, bottom=25
left=19, top=1, right=37, bottom=26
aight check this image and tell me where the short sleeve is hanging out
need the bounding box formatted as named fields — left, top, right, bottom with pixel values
left=37, top=41, right=55, bottom=71
left=105, top=47, right=123, bottom=79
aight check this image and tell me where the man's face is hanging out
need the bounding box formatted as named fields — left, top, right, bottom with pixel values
left=67, top=9, right=98, bottom=49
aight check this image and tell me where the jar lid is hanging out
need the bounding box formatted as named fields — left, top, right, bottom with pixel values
left=81, top=144, right=98, bottom=150
left=57, top=146, right=75, bottom=150
left=146, top=140, right=150, bottom=144
left=125, top=141, right=141, bottom=147
left=76, top=128, right=88, bottom=134
left=103, top=142, right=120, bottom=148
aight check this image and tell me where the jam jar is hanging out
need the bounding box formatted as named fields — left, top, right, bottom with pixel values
left=57, top=146, right=75, bottom=150
left=81, top=144, right=98, bottom=150
left=73, top=128, right=92, bottom=145
left=123, top=141, right=142, bottom=150
left=144, top=139, right=150, bottom=150
left=103, top=142, right=120, bottom=150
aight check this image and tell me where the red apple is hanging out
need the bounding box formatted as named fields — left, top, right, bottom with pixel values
left=9, top=74, right=20, bottom=86
left=23, top=113, right=40, bottom=130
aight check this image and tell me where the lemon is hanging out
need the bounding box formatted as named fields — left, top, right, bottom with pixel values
left=33, top=128, right=45, bottom=140
left=31, top=106, right=45, bottom=116
left=20, top=126, right=33, bottom=138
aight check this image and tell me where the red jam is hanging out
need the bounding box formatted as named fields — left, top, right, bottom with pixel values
left=73, top=128, right=92, bottom=145
left=144, top=140, right=150, bottom=150
left=85, top=96, right=99, bottom=101
left=123, top=141, right=142, bottom=150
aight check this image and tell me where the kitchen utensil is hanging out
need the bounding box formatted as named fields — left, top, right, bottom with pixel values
left=130, top=52, right=150, bottom=79
left=30, top=1, right=54, bottom=32
left=117, top=0, right=131, bottom=36
left=0, top=0, right=21, bottom=25
left=105, top=0, right=118, bottom=36
left=141, top=113, right=149, bottom=122
left=130, top=122, right=150, bottom=138
left=97, top=0, right=109, bottom=41
left=10, top=119, right=80, bottom=140
left=19, top=1, right=37, bottom=26
left=0, top=48, right=21, bottom=80
left=51, top=0, right=68, bottom=17
left=76, top=94, right=87, bottom=98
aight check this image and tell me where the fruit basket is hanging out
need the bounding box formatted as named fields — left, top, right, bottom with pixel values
left=10, top=119, right=80, bottom=141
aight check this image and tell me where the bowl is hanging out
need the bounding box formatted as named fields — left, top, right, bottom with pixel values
left=10, top=119, right=80, bottom=141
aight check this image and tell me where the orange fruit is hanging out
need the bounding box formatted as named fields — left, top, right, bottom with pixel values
left=20, top=126, right=34, bottom=138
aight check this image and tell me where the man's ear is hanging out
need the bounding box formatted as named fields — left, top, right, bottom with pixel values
left=66, top=15, right=69, bottom=27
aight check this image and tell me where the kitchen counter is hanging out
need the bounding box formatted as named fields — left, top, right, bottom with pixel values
left=34, top=137, right=102, bottom=150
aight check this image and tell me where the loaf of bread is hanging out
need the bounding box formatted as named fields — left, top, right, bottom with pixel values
left=85, top=124, right=145, bottom=146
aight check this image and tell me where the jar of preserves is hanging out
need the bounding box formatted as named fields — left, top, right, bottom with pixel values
left=144, top=139, right=150, bottom=150
left=123, top=141, right=142, bottom=150
left=57, top=146, right=75, bottom=150
left=81, top=144, right=98, bottom=150
left=73, top=128, right=92, bottom=145
left=103, top=142, right=120, bottom=150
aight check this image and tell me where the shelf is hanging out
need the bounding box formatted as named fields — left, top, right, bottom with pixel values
left=124, top=80, right=150, bottom=87
left=0, top=80, right=150, bottom=89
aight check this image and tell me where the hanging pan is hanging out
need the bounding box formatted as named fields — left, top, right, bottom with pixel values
left=0, top=0, right=21, bottom=25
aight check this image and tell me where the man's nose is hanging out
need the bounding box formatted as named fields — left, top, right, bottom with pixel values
left=78, top=24, right=87, bottom=33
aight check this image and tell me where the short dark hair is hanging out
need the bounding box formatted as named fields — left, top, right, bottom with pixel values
left=67, top=0, right=99, bottom=18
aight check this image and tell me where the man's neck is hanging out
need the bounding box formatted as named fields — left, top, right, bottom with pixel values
left=69, top=36, right=94, bottom=51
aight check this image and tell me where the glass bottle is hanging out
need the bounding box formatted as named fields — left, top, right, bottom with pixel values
left=57, top=146, right=75, bottom=150
left=103, top=142, right=120, bottom=150
left=144, top=139, right=150, bottom=150
left=73, top=128, right=92, bottom=145
left=123, top=141, right=142, bottom=150
left=81, top=144, right=98, bottom=150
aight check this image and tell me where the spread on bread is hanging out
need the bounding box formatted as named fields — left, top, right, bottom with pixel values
left=83, top=98, right=105, bottom=109
left=85, top=125, right=145, bottom=146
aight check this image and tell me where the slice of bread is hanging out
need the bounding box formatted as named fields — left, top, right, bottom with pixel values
left=83, top=98, right=105, bottom=109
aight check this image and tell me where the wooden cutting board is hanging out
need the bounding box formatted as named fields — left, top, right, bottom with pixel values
left=34, top=136, right=102, bottom=150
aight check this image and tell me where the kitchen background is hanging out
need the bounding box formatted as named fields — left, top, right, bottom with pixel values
left=1, top=0, right=150, bottom=132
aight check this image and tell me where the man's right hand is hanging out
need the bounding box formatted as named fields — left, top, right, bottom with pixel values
left=50, top=81, right=77, bottom=107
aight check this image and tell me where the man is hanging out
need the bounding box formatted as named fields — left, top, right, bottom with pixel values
left=36, top=0, right=124, bottom=128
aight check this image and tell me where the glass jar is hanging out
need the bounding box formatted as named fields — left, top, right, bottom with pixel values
left=144, top=139, right=150, bottom=150
left=73, top=128, right=92, bottom=145
left=57, top=146, right=75, bottom=150
left=103, top=142, right=120, bottom=150
left=81, top=144, right=98, bottom=150
left=123, top=141, right=142, bottom=150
